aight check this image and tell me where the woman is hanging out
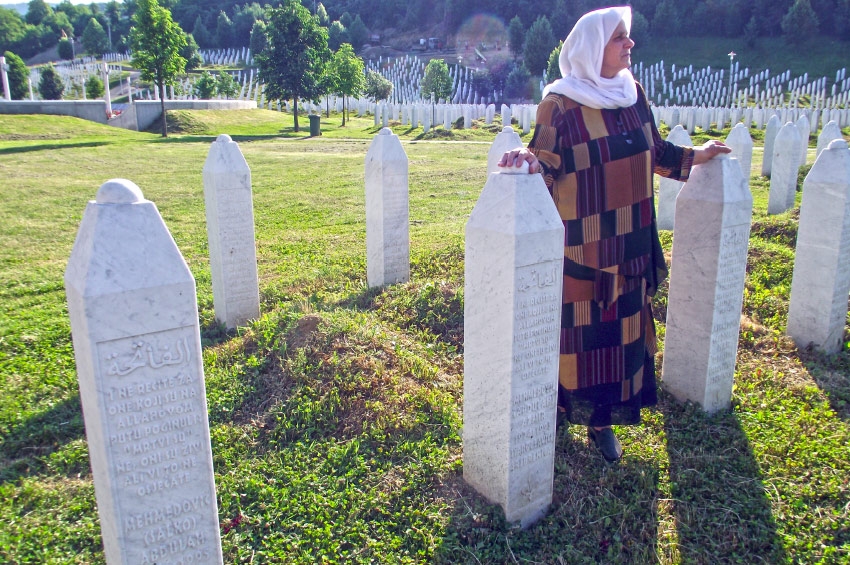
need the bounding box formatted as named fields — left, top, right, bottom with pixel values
left=499, top=6, right=730, bottom=462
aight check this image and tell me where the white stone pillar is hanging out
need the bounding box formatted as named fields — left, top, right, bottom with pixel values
left=1, top=56, right=10, bottom=100
left=657, top=125, right=692, bottom=231
left=787, top=139, right=850, bottom=353
left=662, top=154, right=753, bottom=413
left=202, top=135, right=260, bottom=329
left=463, top=163, right=564, bottom=528
left=102, top=63, right=112, bottom=116
left=487, top=126, right=523, bottom=175
left=365, top=128, right=409, bottom=287
left=762, top=114, right=781, bottom=177
left=768, top=122, right=802, bottom=215
left=725, top=123, right=754, bottom=182
left=795, top=114, right=810, bottom=167
left=64, top=179, right=223, bottom=565
left=816, top=120, right=843, bottom=160
left=501, top=104, right=511, bottom=128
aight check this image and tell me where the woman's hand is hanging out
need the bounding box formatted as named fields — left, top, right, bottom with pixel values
left=693, top=140, right=732, bottom=165
left=498, top=147, right=541, bottom=173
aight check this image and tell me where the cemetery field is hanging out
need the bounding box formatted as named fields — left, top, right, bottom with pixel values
left=1, top=112, right=849, bottom=564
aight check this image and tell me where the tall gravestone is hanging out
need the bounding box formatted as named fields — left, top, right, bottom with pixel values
left=65, top=179, right=223, bottom=564
left=725, top=123, right=754, bottom=182
left=202, top=134, right=260, bottom=329
left=657, top=125, right=692, bottom=231
left=501, top=104, right=512, bottom=128
left=1, top=56, right=10, bottom=101
left=762, top=114, right=781, bottom=177
left=795, top=114, right=811, bottom=167
left=787, top=139, right=850, bottom=353
left=816, top=120, right=843, bottom=160
left=768, top=122, right=802, bottom=215
left=365, top=128, right=410, bottom=288
left=464, top=163, right=564, bottom=528
left=662, top=155, right=753, bottom=413
left=486, top=126, right=524, bottom=176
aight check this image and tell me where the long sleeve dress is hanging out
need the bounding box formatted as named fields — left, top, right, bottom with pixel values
left=527, top=84, right=694, bottom=427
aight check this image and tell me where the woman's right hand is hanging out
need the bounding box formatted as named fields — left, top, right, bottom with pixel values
left=498, top=147, right=541, bottom=173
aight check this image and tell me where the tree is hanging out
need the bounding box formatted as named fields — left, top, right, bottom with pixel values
left=26, top=0, right=52, bottom=26
left=523, top=15, right=555, bottom=76
left=630, top=10, right=650, bottom=47
left=57, top=37, right=74, bottom=59
left=180, top=32, right=202, bottom=71
left=216, top=71, right=238, bottom=98
left=327, top=20, right=348, bottom=50
left=191, top=14, right=212, bottom=48
left=364, top=68, right=392, bottom=101
left=329, top=43, right=364, bottom=125
left=1, top=7, right=27, bottom=52
left=130, top=0, right=187, bottom=137
left=37, top=64, right=64, bottom=99
left=781, top=0, right=819, bottom=42
left=249, top=19, right=267, bottom=54
left=85, top=74, right=104, bottom=98
left=471, top=69, right=493, bottom=100
left=347, top=14, right=367, bottom=49
left=194, top=70, right=216, bottom=98
left=652, top=0, right=680, bottom=37
left=546, top=41, right=563, bottom=82
left=316, top=3, right=329, bottom=26
left=215, top=10, right=233, bottom=48
left=420, top=58, right=451, bottom=101
left=744, top=15, right=759, bottom=46
left=3, top=51, right=30, bottom=100
left=504, top=62, right=532, bottom=102
left=232, top=3, right=263, bottom=46
left=255, top=0, right=330, bottom=132
left=508, top=16, right=524, bottom=59
left=82, top=17, right=109, bottom=55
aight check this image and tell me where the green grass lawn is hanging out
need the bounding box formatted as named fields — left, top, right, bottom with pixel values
left=0, top=110, right=848, bottom=564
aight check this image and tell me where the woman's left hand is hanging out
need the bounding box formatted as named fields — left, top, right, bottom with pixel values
left=693, top=140, right=732, bottom=165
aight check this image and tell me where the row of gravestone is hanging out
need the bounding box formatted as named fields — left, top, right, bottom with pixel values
left=63, top=128, right=850, bottom=561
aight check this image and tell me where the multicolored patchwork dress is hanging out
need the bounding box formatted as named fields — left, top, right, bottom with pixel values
left=528, top=84, right=694, bottom=427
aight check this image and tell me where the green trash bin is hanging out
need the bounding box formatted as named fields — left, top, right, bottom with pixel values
left=308, top=114, right=321, bottom=137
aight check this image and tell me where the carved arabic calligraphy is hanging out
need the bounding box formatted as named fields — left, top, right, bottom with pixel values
left=106, top=338, right=191, bottom=376
left=517, top=267, right=559, bottom=292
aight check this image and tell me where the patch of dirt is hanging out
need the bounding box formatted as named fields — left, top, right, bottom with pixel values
left=286, top=314, right=321, bottom=350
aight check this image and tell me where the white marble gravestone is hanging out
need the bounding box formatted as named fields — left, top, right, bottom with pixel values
left=795, top=115, right=811, bottom=167
left=657, top=125, right=692, bottom=231
left=762, top=114, right=781, bottom=177
left=365, top=128, right=410, bottom=288
left=64, top=179, right=223, bottom=565
left=787, top=139, right=850, bottom=353
left=725, top=123, right=754, bottom=182
left=501, top=104, right=512, bottom=128
left=202, top=134, right=260, bottom=329
left=463, top=163, right=564, bottom=528
left=1, top=56, right=10, bottom=101
left=768, top=122, right=802, bottom=215
left=486, top=126, right=524, bottom=176
left=662, top=155, right=753, bottom=413
left=816, top=120, right=843, bottom=160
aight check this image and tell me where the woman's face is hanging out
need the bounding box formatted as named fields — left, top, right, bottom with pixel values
left=600, top=20, right=634, bottom=78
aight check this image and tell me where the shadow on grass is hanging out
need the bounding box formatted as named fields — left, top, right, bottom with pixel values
left=0, top=141, right=109, bottom=154
left=0, top=396, right=85, bottom=484
left=661, top=394, right=786, bottom=563
left=798, top=347, right=850, bottom=422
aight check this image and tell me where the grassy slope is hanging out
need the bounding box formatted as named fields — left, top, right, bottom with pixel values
left=0, top=111, right=848, bottom=564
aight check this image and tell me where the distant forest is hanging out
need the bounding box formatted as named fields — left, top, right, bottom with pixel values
left=2, top=0, right=848, bottom=62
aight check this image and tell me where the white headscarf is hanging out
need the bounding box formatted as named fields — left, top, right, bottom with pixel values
left=542, top=6, right=638, bottom=109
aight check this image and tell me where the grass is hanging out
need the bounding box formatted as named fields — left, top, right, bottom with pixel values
left=0, top=109, right=848, bottom=564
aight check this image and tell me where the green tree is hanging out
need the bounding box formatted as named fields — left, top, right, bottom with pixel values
left=327, top=20, right=347, bottom=50
left=652, top=0, right=680, bottom=37
left=523, top=15, right=555, bottom=75
left=3, top=51, right=30, bottom=100
left=37, top=63, right=64, bottom=99
left=57, top=37, right=73, bottom=59
left=782, top=0, right=819, bottom=42
left=255, top=0, right=330, bottom=132
left=194, top=70, right=216, bottom=98
left=420, top=58, right=452, bottom=101
left=364, top=68, right=392, bottom=101
left=85, top=73, right=104, bottom=98
left=0, top=7, right=27, bottom=52
left=130, top=0, right=187, bottom=137
left=316, top=2, right=329, bottom=26
left=630, top=9, right=650, bottom=47
left=26, top=0, right=52, bottom=26
left=744, top=15, right=759, bottom=46
left=329, top=43, right=364, bottom=125
left=504, top=61, right=532, bottom=101
left=508, top=16, right=524, bottom=59
left=249, top=19, right=267, bottom=54
left=216, top=71, right=238, bottom=98
left=232, top=3, right=263, bottom=46
left=180, top=32, right=201, bottom=71
left=347, top=14, right=367, bottom=49
left=82, top=17, right=109, bottom=55
left=215, top=10, right=232, bottom=48
left=546, top=40, right=563, bottom=82
left=191, top=14, right=212, bottom=48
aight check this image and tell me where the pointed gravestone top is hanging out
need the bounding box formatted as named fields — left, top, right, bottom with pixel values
left=95, top=178, right=145, bottom=204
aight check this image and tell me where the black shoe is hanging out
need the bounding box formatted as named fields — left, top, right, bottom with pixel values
left=587, top=426, right=623, bottom=463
